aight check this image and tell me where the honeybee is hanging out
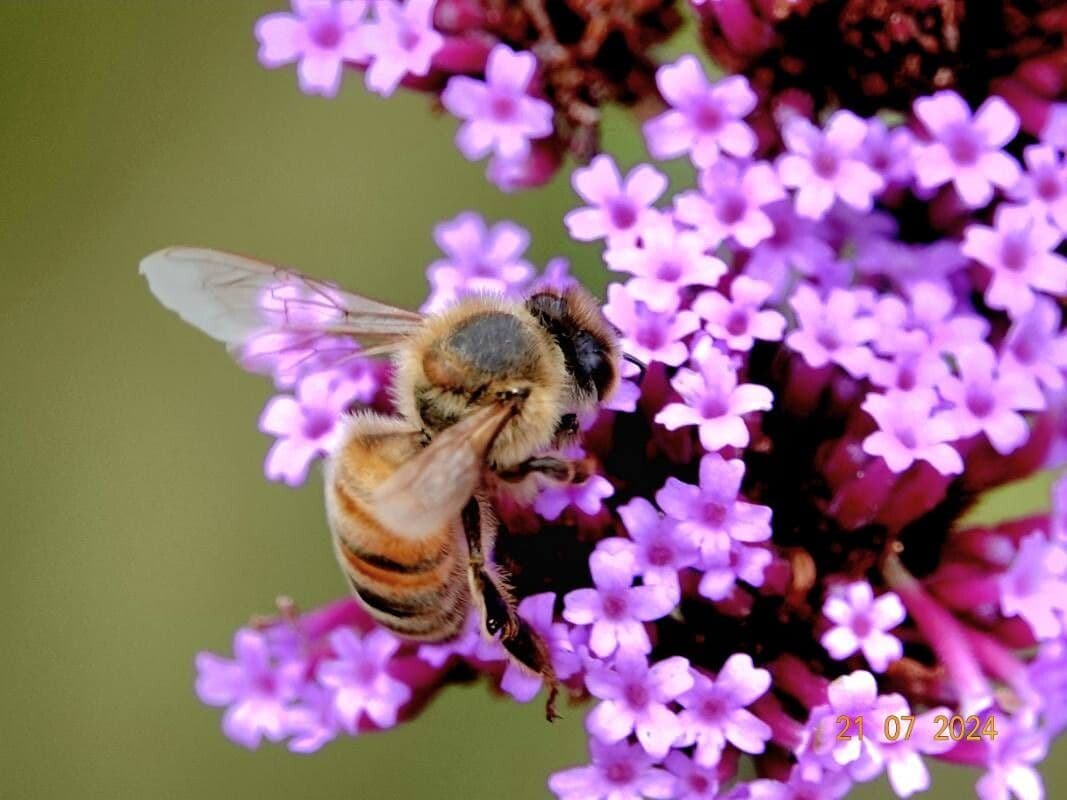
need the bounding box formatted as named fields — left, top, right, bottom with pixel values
left=141, top=247, right=627, bottom=719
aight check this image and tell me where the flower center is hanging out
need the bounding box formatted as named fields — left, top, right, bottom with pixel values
left=1000, top=234, right=1030, bottom=272
left=702, top=501, right=728, bottom=527
left=470, top=259, right=497, bottom=278
left=816, top=325, right=840, bottom=351
left=700, top=395, right=728, bottom=419
left=604, top=761, right=636, bottom=785
left=851, top=615, right=873, bottom=638
left=309, top=18, right=343, bottom=49
left=602, top=593, right=628, bottom=619
left=647, top=542, right=673, bottom=566
left=689, top=774, right=711, bottom=793
left=1012, top=337, right=1035, bottom=364
left=1037, top=173, right=1060, bottom=202
left=966, top=387, right=995, bottom=418
left=693, top=100, right=723, bottom=132
left=812, top=146, right=839, bottom=179
left=656, top=261, right=683, bottom=282
left=700, top=695, right=727, bottom=720
left=357, top=661, right=378, bottom=684
left=609, top=200, right=637, bottom=230
left=896, top=425, right=918, bottom=450
left=716, top=191, right=747, bottom=225
left=725, top=310, right=749, bottom=336
left=635, top=325, right=665, bottom=350
left=624, top=682, right=650, bottom=708
left=303, top=411, right=335, bottom=440
left=946, top=126, right=980, bottom=166
left=489, top=94, right=517, bottom=122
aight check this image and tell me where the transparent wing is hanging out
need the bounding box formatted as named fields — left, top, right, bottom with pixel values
left=140, top=247, right=425, bottom=372
left=370, top=402, right=519, bottom=537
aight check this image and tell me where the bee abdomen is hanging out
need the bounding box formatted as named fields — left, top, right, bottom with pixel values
left=344, top=574, right=469, bottom=641
left=334, top=532, right=468, bottom=642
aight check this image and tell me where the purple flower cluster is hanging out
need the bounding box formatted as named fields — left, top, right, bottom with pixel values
left=201, top=46, right=1067, bottom=800
left=252, top=0, right=683, bottom=190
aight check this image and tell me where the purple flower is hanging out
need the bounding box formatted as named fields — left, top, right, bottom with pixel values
left=357, top=0, right=443, bottom=96
left=655, top=342, right=774, bottom=451
left=549, top=739, right=676, bottom=800
left=855, top=238, right=969, bottom=290
left=820, top=581, right=906, bottom=672
left=317, top=627, right=412, bottom=731
left=961, top=204, right=1067, bottom=318
left=694, top=277, right=786, bottom=351
left=423, top=211, right=534, bottom=311
left=873, top=705, right=955, bottom=798
left=938, top=343, right=1045, bottom=455
left=860, top=117, right=916, bottom=187
left=657, top=453, right=772, bottom=550
left=1009, top=144, right=1067, bottom=232
left=284, top=684, right=339, bottom=753
left=876, top=280, right=988, bottom=359
left=442, top=44, right=553, bottom=161
left=976, top=713, right=1049, bottom=800
left=604, top=218, right=727, bottom=311
left=697, top=535, right=773, bottom=601
left=800, top=670, right=885, bottom=777
left=785, top=286, right=878, bottom=378
left=615, top=498, right=700, bottom=599
left=998, top=532, right=1067, bottom=640
left=742, top=201, right=836, bottom=295
left=868, top=331, right=950, bottom=393
left=861, top=389, right=965, bottom=475
left=663, top=751, right=720, bottom=799
left=644, top=56, right=757, bottom=168
left=677, top=654, right=772, bottom=766
left=254, top=0, right=368, bottom=97
left=535, top=473, right=615, bottom=520
left=674, top=160, right=785, bottom=248
left=195, top=629, right=303, bottom=748
left=565, top=155, right=668, bottom=247
left=602, top=283, right=701, bottom=367
left=913, top=91, right=1021, bottom=208
left=777, top=111, right=885, bottom=220
left=563, top=550, right=677, bottom=658
left=259, top=370, right=365, bottom=486
left=585, top=652, right=694, bottom=757
left=1000, top=297, right=1067, bottom=393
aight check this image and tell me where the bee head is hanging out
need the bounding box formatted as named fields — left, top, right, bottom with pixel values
left=525, top=286, right=621, bottom=404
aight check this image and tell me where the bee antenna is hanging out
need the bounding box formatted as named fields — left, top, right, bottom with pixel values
left=622, top=352, right=647, bottom=381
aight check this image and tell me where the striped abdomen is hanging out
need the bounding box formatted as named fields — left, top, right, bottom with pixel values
left=325, top=416, right=472, bottom=641
left=330, top=497, right=469, bottom=640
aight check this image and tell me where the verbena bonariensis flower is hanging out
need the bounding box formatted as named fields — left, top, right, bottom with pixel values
left=691, top=0, right=1067, bottom=144
left=196, top=61, right=1067, bottom=798
left=254, top=0, right=683, bottom=190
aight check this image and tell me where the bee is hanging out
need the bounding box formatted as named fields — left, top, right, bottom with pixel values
left=141, top=247, right=629, bottom=719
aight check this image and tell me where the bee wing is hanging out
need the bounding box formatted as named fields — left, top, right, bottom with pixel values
left=140, top=247, right=425, bottom=366
left=369, top=402, right=518, bottom=537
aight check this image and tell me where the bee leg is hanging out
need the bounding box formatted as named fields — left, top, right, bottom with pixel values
left=496, top=456, right=594, bottom=485
left=462, top=498, right=518, bottom=639
left=460, top=498, right=560, bottom=721
left=499, top=621, right=561, bottom=722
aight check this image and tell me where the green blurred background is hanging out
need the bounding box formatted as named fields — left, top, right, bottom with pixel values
left=0, top=2, right=1061, bottom=798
